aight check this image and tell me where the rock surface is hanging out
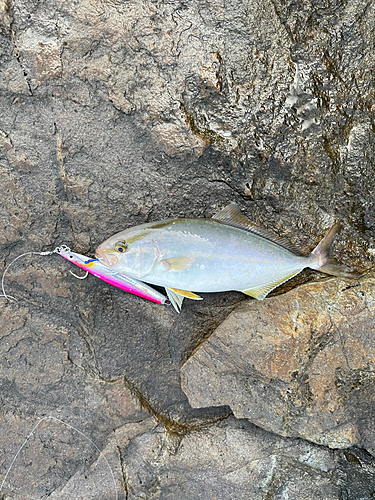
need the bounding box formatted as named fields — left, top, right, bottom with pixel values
left=0, top=301, right=148, bottom=499
left=120, top=416, right=375, bottom=500
left=182, top=274, right=375, bottom=450
left=1, top=0, right=375, bottom=497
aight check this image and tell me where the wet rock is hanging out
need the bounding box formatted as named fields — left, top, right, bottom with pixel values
left=182, top=275, right=375, bottom=451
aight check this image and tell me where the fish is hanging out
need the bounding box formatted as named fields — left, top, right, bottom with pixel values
left=57, top=246, right=167, bottom=305
left=95, top=204, right=361, bottom=312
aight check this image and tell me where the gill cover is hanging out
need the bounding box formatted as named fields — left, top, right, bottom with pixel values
left=96, top=228, right=160, bottom=279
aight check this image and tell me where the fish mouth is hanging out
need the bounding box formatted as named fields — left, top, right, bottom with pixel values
left=95, top=248, right=118, bottom=267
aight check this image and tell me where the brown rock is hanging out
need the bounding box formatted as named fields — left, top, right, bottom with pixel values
left=181, top=275, right=375, bottom=450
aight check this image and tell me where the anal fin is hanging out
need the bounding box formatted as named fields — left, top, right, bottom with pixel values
left=241, top=270, right=302, bottom=300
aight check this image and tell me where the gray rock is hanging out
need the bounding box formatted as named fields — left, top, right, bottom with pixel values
left=48, top=419, right=157, bottom=500
left=0, top=300, right=148, bottom=499
left=121, top=416, right=375, bottom=500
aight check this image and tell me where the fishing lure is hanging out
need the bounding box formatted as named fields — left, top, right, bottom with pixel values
left=96, top=204, right=361, bottom=312
left=57, top=246, right=167, bottom=305
left=1, top=246, right=167, bottom=306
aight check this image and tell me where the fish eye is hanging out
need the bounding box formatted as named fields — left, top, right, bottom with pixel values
left=115, top=241, right=128, bottom=253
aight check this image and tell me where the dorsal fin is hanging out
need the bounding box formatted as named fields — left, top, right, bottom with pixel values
left=212, top=204, right=304, bottom=256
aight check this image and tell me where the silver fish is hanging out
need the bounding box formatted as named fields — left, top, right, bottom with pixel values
left=96, top=204, right=360, bottom=312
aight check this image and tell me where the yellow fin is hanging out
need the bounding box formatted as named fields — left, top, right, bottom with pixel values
left=241, top=270, right=302, bottom=300
left=169, top=288, right=202, bottom=300
left=160, top=256, right=195, bottom=271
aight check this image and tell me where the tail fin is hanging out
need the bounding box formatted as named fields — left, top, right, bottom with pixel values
left=311, top=223, right=362, bottom=278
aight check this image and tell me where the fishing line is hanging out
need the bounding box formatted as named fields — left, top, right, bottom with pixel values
left=1, top=249, right=58, bottom=302
left=0, top=246, right=78, bottom=301
left=0, top=293, right=16, bottom=300
left=0, top=416, right=118, bottom=500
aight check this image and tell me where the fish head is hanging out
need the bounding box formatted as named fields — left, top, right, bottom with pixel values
left=95, top=227, right=159, bottom=278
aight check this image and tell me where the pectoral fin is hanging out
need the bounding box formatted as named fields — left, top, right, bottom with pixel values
left=160, top=256, right=196, bottom=271
left=166, top=287, right=202, bottom=313
left=241, top=270, right=302, bottom=300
